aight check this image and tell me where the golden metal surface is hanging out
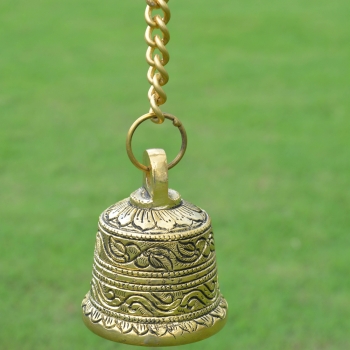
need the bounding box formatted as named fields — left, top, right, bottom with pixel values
left=145, top=0, right=170, bottom=124
left=82, top=0, right=227, bottom=346
left=142, top=149, right=181, bottom=208
left=82, top=149, right=228, bottom=346
left=126, top=113, right=187, bottom=172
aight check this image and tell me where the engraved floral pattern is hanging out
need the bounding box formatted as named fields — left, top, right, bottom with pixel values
left=82, top=293, right=228, bottom=338
left=104, top=233, right=215, bottom=270
left=105, top=199, right=207, bottom=233
left=83, top=197, right=227, bottom=345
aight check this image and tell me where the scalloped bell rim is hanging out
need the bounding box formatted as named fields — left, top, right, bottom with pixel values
left=82, top=293, right=228, bottom=347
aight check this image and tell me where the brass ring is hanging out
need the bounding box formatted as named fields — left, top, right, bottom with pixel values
left=126, top=113, right=187, bottom=172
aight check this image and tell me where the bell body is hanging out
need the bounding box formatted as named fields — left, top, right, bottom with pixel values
left=82, top=149, right=228, bottom=346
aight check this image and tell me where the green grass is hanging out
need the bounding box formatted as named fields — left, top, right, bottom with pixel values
left=1, top=0, right=349, bottom=349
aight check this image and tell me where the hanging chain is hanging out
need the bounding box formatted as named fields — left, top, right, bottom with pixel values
left=145, top=0, right=170, bottom=124
left=126, top=0, right=187, bottom=171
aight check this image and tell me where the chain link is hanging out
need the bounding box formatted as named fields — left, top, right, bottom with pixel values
left=145, top=0, right=170, bottom=124
left=126, top=1, right=187, bottom=171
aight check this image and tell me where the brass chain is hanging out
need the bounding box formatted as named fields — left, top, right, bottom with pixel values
left=126, top=0, right=187, bottom=172
left=145, top=0, right=170, bottom=124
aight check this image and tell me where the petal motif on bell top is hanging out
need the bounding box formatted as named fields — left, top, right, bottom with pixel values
left=118, top=207, right=136, bottom=227
left=168, top=210, right=192, bottom=227
left=153, top=210, right=176, bottom=231
left=177, top=206, right=204, bottom=223
left=108, top=200, right=128, bottom=221
left=182, top=200, right=202, bottom=213
left=133, top=209, right=156, bottom=231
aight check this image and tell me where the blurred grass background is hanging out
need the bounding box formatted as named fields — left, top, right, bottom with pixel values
left=1, top=0, right=349, bottom=349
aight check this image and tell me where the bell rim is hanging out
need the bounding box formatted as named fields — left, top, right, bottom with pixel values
left=81, top=293, right=228, bottom=347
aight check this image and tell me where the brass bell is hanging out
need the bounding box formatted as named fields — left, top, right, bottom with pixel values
left=82, top=148, right=228, bottom=346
